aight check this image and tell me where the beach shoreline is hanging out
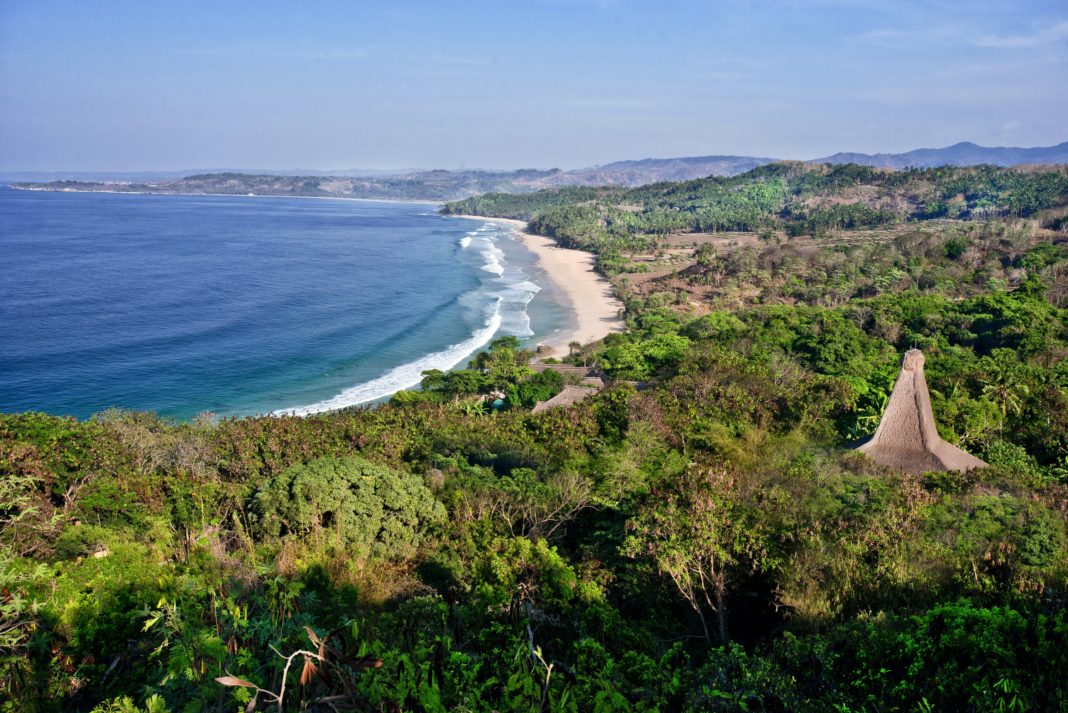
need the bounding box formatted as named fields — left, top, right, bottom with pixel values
left=452, top=214, right=625, bottom=356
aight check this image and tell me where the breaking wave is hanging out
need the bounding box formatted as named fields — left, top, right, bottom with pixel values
left=278, top=221, right=541, bottom=415
left=274, top=299, right=503, bottom=416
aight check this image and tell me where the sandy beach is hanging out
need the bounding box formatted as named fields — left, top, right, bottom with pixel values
left=454, top=215, right=625, bottom=355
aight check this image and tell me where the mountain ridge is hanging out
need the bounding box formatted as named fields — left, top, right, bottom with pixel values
left=9, top=141, right=1067, bottom=200
left=815, top=140, right=1068, bottom=169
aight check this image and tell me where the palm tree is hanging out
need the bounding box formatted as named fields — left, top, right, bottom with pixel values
left=982, top=379, right=1029, bottom=420
left=979, top=356, right=1030, bottom=430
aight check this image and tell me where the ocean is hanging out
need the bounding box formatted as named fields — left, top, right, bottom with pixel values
left=0, top=188, right=572, bottom=420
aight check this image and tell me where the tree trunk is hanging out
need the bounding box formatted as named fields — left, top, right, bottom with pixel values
left=694, top=606, right=711, bottom=642
left=714, top=584, right=727, bottom=645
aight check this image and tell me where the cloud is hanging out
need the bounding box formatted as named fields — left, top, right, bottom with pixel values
left=928, top=53, right=1065, bottom=81
left=973, top=19, right=1068, bottom=48
left=1000, top=119, right=1023, bottom=135
left=849, top=25, right=961, bottom=50
left=179, top=45, right=370, bottom=61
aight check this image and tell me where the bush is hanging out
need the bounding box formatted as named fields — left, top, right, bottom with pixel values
left=54, top=524, right=117, bottom=560
left=507, top=369, right=565, bottom=409
left=982, top=439, right=1044, bottom=479
left=253, top=455, right=446, bottom=557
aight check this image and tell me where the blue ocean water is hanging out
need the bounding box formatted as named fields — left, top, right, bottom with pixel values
left=0, top=188, right=570, bottom=420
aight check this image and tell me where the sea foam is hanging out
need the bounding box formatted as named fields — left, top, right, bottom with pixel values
left=277, top=221, right=541, bottom=416
left=274, top=300, right=504, bottom=416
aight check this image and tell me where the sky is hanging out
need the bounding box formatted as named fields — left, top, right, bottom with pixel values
left=1, top=0, right=1066, bottom=172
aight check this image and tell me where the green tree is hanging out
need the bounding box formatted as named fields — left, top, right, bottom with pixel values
left=623, top=467, right=760, bottom=643
left=253, top=455, right=445, bottom=557
left=979, top=350, right=1031, bottom=423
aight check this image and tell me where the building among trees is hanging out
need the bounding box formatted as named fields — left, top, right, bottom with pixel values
left=857, top=349, right=988, bottom=474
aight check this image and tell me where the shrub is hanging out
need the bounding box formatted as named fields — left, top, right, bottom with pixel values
left=54, top=524, right=117, bottom=560
left=252, top=455, right=445, bottom=558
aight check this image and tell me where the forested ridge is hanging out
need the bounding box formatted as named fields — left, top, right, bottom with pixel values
left=2, top=162, right=1068, bottom=711
left=443, top=162, right=1068, bottom=267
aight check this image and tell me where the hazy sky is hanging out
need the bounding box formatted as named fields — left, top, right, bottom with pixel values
left=1, top=0, right=1066, bottom=171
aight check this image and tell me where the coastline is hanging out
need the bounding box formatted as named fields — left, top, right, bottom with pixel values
left=453, top=215, right=625, bottom=356
left=13, top=187, right=624, bottom=357
left=6, top=183, right=624, bottom=414
left=4, top=184, right=444, bottom=206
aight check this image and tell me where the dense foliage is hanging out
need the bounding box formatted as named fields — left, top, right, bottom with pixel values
left=443, top=162, right=1068, bottom=274
left=252, top=455, right=445, bottom=557
left=3, top=164, right=1068, bottom=711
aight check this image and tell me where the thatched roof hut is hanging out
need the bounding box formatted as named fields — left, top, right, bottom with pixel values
left=531, top=385, right=600, bottom=414
left=856, top=349, right=987, bottom=475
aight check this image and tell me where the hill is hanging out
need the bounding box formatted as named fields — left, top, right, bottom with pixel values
left=817, top=140, right=1068, bottom=169
left=444, top=160, right=1068, bottom=307
left=551, top=154, right=777, bottom=186
left=444, top=162, right=1068, bottom=246
left=4, top=158, right=1068, bottom=712
left=10, top=169, right=565, bottom=202
left=12, top=141, right=1067, bottom=200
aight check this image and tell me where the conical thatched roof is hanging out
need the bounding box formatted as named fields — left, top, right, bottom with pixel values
left=856, top=349, right=987, bottom=475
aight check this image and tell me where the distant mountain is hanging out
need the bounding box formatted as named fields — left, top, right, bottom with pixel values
left=0, top=169, right=207, bottom=183
left=9, top=169, right=567, bottom=202
left=10, top=142, right=1067, bottom=200
left=815, top=141, right=1068, bottom=169
left=0, top=167, right=418, bottom=184
left=548, top=155, right=777, bottom=187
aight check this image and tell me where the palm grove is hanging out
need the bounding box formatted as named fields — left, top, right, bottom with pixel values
left=2, top=162, right=1067, bottom=711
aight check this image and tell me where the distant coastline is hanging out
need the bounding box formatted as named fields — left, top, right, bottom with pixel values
left=7, top=183, right=444, bottom=206
left=4, top=168, right=563, bottom=203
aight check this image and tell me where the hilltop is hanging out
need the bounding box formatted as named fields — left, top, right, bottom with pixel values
left=443, top=161, right=1068, bottom=243
left=817, top=140, right=1068, bottom=169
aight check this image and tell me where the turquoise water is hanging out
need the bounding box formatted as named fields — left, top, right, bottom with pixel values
left=0, top=188, right=571, bottom=419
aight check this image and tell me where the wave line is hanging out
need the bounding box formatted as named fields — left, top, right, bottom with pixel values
left=274, top=300, right=503, bottom=416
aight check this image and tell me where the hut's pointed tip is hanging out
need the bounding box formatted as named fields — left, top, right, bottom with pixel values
left=902, top=348, right=925, bottom=371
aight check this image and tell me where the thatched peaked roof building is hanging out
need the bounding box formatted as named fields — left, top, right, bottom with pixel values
left=856, top=349, right=987, bottom=475
left=531, top=385, right=600, bottom=414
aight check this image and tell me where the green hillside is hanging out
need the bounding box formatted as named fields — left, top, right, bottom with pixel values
left=444, top=162, right=1068, bottom=260
left=3, top=162, right=1068, bottom=712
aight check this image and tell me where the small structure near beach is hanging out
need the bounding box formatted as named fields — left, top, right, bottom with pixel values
left=532, top=385, right=601, bottom=413
left=529, top=363, right=606, bottom=388
left=856, top=349, right=987, bottom=475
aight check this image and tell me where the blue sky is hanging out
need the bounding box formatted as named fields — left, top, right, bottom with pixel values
left=1, top=0, right=1065, bottom=171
